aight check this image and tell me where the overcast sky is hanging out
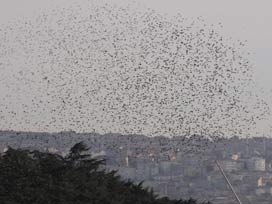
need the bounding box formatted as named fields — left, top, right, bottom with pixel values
left=0, top=0, right=272, bottom=136
left=0, top=0, right=272, bottom=91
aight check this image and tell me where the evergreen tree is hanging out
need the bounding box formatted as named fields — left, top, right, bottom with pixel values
left=0, top=143, right=211, bottom=204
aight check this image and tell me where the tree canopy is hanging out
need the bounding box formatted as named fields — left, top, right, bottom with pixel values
left=0, top=142, right=210, bottom=204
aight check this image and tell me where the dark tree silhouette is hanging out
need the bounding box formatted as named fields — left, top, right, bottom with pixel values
left=0, top=143, right=211, bottom=204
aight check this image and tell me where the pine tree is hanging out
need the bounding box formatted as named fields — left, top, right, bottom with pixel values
left=0, top=143, right=210, bottom=204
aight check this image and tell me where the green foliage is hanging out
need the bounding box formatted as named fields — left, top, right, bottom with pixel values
left=0, top=143, right=211, bottom=204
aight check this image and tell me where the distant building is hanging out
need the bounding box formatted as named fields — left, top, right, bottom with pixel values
left=220, top=160, right=244, bottom=172
left=119, top=167, right=136, bottom=180
left=257, top=176, right=272, bottom=187
left=47, top=147, right=58, bottom=154
left=159, top=161, right=172, bottom=176
left=231, top=154, right=239, bottom=161
left=257, top=177, right=263, bottom=187
left=255, top=187, right=266, bottom=196
left=136, top=166, right=152, bottom=180
left=246, top=157, right=266, bottom=171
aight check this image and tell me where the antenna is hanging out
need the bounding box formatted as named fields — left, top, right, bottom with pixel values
left=215, top=160, right=243, bottom=204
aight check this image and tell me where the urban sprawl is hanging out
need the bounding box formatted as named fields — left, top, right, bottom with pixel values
left=1, top=131, right=272, bottom=204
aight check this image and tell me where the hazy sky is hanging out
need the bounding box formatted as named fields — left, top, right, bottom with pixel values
left=0, top=0, right=272, bottom=136
left=0, top=0, right=272, bottom=91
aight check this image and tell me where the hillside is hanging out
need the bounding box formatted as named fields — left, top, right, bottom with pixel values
left=0, top=142, right=210, bottom=204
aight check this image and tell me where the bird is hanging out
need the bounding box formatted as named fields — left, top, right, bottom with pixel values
left=0, top=0, right=270, bottom=151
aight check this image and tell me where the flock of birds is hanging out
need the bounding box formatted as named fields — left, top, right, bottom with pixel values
left=0, top=1, right=270, bottom=139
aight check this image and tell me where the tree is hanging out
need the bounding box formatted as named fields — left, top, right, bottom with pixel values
left=0, top=143, right=210, bottom=204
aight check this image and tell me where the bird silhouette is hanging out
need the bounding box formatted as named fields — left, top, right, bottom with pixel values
left=0, top=0, right=269, bottom=145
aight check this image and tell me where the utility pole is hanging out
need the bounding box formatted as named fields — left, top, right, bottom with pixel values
left=215, top=160, right=242, bottom=204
